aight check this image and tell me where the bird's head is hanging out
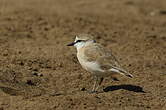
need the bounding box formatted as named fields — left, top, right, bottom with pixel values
left=67, top=34, right=96, bottom=49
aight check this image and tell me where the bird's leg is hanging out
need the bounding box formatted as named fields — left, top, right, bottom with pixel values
left=95, top=77, right=104, bottom=92
left=99, top=77, right=104, bottom=85
left=91, top=76, right=98, bottom=93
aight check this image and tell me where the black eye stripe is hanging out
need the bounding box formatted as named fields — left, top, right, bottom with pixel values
left=76, top=40, right=83, bottom=42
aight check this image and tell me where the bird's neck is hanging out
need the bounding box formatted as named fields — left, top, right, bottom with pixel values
left=76, top=41, right=94, bottom=51
left=75, top=42, right=86, bottom=51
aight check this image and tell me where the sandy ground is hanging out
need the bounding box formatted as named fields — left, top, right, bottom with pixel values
left=0, top=0, right=166, bottom=110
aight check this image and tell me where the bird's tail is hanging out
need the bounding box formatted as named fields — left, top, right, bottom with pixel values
left=110, top=67, right=133, bottom=78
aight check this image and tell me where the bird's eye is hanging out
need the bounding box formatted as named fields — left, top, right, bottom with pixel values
left=76, top=40, right=82, bottom=42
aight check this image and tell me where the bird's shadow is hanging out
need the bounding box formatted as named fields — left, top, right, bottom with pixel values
left=103, top=84, right=145, bottom=93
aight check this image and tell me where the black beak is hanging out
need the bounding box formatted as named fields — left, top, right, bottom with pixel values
left=67, top=42, right=75, bottom=46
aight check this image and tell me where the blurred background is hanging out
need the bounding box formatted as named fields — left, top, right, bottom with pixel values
left=0, top=0, right=166, bottom=110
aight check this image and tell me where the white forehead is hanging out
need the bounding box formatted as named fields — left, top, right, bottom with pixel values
left=75, top=36, right=78, bottom=42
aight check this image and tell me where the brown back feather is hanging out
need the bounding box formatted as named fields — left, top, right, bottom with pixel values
left=83, top=43, right=121, bottom=71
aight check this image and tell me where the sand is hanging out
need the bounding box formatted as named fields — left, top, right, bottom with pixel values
left=0, top=0, right=166, bottom=110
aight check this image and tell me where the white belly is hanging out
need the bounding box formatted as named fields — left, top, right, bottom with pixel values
left=77, top=57, right=104, bottom=73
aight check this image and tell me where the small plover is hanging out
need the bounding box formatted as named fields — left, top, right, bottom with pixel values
left=67, top=34, right=133, bottom=93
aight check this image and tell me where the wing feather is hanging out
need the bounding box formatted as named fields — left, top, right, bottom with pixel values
left=81, top=43, right=133, bottom=78
left=83, top=43, right=121, bottom=70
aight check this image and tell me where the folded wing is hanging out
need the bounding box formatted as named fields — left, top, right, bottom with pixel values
left=84, top=43, right=133, bottom=78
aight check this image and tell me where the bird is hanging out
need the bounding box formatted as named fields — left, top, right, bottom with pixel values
left=67, top=34, right=133, bottom=93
